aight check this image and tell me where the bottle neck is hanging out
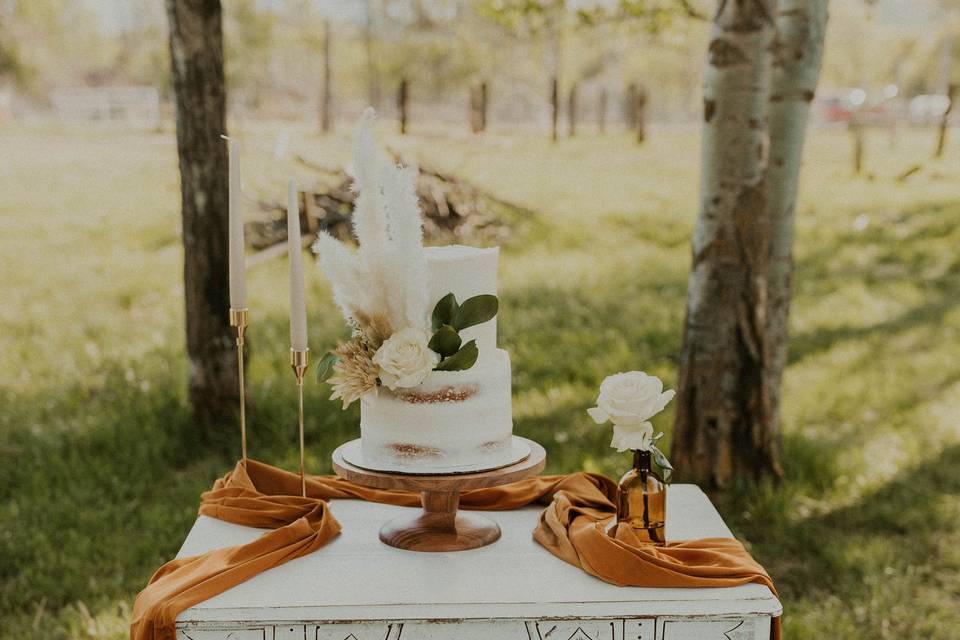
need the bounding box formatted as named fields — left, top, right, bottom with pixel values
left=633, top=449, right=651, bottom=471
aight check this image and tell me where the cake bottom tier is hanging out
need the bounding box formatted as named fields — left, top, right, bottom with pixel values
left=358, top=350, right=516, bottom=472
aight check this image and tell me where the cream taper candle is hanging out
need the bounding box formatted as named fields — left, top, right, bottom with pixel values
left=228, top=139, right=247, bottom=310
left=287, top=178, right=308, bottom=351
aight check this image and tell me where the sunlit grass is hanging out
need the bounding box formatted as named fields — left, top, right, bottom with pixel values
left=1, top=121, right=958, bottom=638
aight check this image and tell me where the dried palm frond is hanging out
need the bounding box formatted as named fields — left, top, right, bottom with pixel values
left=314, top=108, right=429, bottom=335
left=382, top=162, right=428, bottom=329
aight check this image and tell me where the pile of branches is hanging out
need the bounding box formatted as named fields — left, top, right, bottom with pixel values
left=247, top=154, right=529, bottom=251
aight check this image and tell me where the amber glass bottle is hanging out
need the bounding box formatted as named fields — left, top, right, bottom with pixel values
left=616, top=449, right=666, bottom=544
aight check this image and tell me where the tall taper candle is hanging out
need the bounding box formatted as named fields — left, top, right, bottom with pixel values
left=228, top=140, right=247, bottom=309
left=287, top=178, right=308, bottom=351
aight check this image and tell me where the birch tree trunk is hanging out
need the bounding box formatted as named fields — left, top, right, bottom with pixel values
left=165, top=0, right=238, bottom=437
left=766, top=0, right=828, bottom=448
left=671, top=0, right=779, bottom=488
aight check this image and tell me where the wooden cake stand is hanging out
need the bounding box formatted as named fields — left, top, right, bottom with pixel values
left=332, top=438, right=546, bottom=552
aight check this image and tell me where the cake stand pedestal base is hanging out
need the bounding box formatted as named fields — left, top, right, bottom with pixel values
left=379, top=490, right=500, bottom=551
left=331, top=437, right=546, bottom=552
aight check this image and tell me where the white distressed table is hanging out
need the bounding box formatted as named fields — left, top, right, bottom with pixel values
left=174, top=484, right=780, bottom=640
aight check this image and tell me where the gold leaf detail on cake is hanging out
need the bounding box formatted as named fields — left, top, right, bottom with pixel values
left=389, top=443, right=442, bottom=458
left=328, top=333, right=380, bottom=408
left=394, top=385, right=479, bottom=404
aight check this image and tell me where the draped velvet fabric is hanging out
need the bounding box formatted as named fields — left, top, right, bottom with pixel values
left=131, top=459, right=780, bottom=640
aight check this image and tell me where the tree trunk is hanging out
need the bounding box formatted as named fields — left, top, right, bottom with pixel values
left=479, top=81, right=487, bottom=132
left=398, top=78, right=409, bottom=135
left=671, top=0, right=779, bottom=488
left=766, top=0, right=828, bottom=447
left=550, top=76, right=559, bottom=142
left=850, top=115, right=864, bottom=175
left=164, top=0, right=238, bottom=437
left=364, top=0, right=381, bottom=110
left=935, top=83, right=957, bottom=158
left=625, top=83, right=637, bottom=129
left=634, top=84, right=648, bottom=144
left=320, top=19, right=332, bottom=133
left=469, top=82, right=488, bottom=134
left=598, top=88, right=608, bottom=134
left=567, top=81, right=577, bottom=137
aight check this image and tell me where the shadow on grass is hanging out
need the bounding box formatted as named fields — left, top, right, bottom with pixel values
left=789, top=200, right=960, bottom=365
left=721, top=443, right=960, bottom=638
left=0, top=337, right=363, bottom=637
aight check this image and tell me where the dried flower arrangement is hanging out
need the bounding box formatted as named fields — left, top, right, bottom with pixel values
left=314, top=109, right=498, bottom=408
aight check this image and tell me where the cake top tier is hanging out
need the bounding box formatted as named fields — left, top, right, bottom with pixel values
left=425, top=245, right=499, bottom=354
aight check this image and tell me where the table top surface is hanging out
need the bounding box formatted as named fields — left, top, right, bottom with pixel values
left=175, top=484, right=781, bottom=624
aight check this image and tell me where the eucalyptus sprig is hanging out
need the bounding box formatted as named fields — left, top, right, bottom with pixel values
left=428, top=292, right=498, bottom=372
left=649, top=432, right=673, bottom=483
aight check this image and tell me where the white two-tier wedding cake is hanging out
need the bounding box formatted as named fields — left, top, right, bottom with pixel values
left=314, top=110, right=528, bottom=473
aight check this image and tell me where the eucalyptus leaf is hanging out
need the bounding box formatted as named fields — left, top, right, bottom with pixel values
left=452, top=294, right=499, bottom=331
left=315, top=352, right=339, bottom=383
left=434, top=340, right=479, bottom=371
left=431, top=292, right=459, bottom=331
left=650, top=444, right=673, bottom=483
left=428, top=324, right=462, bottom=357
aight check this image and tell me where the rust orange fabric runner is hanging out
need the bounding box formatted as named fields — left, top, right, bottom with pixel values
left=131, top=459, right=780, bottom=640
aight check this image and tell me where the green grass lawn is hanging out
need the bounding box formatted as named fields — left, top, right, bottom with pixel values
left=1, top=120, right=959, bottom=638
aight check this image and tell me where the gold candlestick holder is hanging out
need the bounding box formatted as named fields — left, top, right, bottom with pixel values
left=229, top=308, right=249, bottom=461
left=290, top=348, right=310, bottom=497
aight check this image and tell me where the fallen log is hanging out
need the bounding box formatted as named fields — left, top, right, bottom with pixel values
left=246, top=153, right=526, bottom=251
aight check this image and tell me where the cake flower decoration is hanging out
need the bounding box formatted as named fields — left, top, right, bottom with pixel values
left=373, top=328, right=440, bottom=390
left=588, top=371, right=675, bottom=479
left=313, top=109, right=499, bottom=408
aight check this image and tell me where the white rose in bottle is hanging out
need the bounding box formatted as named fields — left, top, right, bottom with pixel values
left=610, top=422, right=655, bottom=453
left=587, top=371, right=675, bottom=452
left=373, top=327, right=440, bottom=390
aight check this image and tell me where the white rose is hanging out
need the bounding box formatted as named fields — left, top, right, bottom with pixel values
left=611, top=422, right=654, bottom=453
left=373, top=327, right=440, bottom=390
left=587, top=371, right=675, bottom=451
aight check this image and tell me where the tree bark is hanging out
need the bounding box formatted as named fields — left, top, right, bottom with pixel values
left=320, top=19, right=332, bottom=133
left=766, top=0, right=828, bottom=446
left=671, top=0, right=779, bottom=488
left=165, top=0, right=238, bottom=437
